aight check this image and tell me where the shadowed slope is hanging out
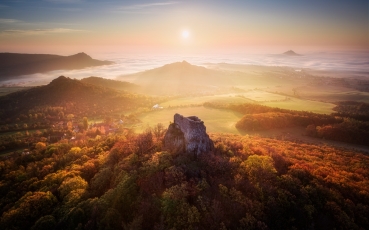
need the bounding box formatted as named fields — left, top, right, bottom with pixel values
left=81, top=76, right=139, bottom=92
left=0, top=76, right=151, bottom=119
left=0, top=52, right=114, bottom=79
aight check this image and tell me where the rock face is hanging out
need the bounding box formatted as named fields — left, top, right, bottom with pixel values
left=164, top=113, right=214, bottom=156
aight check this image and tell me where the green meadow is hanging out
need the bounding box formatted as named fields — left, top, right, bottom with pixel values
left=135, top=106, right=243, bottom=134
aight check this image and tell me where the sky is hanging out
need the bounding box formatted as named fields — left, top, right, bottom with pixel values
left=0, top=0, right=368, bottom=55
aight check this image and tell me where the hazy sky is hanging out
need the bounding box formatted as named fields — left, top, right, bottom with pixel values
left=0, top=0, right=368, bottom=55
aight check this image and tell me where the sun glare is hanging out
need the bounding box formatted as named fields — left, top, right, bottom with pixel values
left=182, top=30, right=190, bottom=39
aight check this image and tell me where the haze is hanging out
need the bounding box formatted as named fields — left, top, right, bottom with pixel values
left=2, top=1, right=369, bottom=229
left=0, top=0, right=368, bottom=55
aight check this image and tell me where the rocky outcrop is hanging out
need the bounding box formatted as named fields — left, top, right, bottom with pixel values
left=164, top=113, right=214, bottom=156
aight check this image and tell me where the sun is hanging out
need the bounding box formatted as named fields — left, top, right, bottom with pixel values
left=182, top=30, right=190, bottom=39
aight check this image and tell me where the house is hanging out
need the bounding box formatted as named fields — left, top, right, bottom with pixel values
left=152, top=104, right=163, bottom=110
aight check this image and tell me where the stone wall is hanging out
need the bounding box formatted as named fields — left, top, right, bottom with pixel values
left=164, top=113, right=213, bottom=156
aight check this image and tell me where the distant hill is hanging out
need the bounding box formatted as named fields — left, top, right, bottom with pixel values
left=0, top=52, right=114, bottom=79
left=119, top=61, right=233, bottom=95
left=81, top=76, right=139, bottom=92
left=283, top=50, right=302, bottom=56
left=0, top=76, right=151, bottom=119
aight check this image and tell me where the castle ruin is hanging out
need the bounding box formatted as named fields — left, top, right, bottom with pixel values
left=164, top=113, right=214, bottom=156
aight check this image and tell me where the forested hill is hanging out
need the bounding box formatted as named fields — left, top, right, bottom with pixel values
left=119, top=61, right=231, bottom=95
left=0, top=131, right=368, bottom=229
left=0, top=52, right=113, bottom=79
left=81, top=77, right=139, bottom=92
left=0, top=76, right=153, bottom=119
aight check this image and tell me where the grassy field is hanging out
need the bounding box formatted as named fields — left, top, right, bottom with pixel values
left=241, top=90, right=287, bottom=101
left=160, top=94, right=254, bottom=107
left=160, top=90, right=290, bottom=107
left=135, top=106, right=243, bottom=134
left=298, top=87, right=369, bottom=103
left=159, top=90, right=335, bottom=114
left=262, top=98, right=336, bottom=114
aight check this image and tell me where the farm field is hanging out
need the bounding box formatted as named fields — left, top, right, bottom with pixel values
left=135, top=106, right=243, bottom=133
left=297, top=86, right=369, bottom=103
left=137, top=106, right=369, bottom=153
left=262, top=97, right=336, bottom=114
left=160, top=93, right=254, bottom=107
left=240, top=90, right=287, bottom=101
left=159, top=90, right=336, bottom=114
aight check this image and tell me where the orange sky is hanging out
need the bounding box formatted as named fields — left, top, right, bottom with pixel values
left=0, top=1, right=368, bottom=55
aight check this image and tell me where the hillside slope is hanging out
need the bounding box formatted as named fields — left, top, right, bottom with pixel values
left=0, top=131, right=368, bottom=229
left=81, top=76, right=139, bottom=92
left=119, top=61, right=234, bottom=95
left=0, top=76, right=151, bottom=119
left=0, top=52, right=113, bottom=79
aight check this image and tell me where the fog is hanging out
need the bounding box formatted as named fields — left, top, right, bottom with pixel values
left=2, top=50, right=368, bottom=86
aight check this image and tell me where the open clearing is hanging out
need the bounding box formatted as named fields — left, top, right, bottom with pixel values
left=262, top=98, right=335, bottom=114
left=136, top=105, right=369, bottom=153
left=135, top=106, right=243, bottom=133
left=297, top=86, right=369, bottom=103
left=160, top=94, right=254, bottom=107
left=240, top=90, right=287, bottom=101
left=161, top=90, right=289, bottom=107
left=159, top=90, right=335, bottom=114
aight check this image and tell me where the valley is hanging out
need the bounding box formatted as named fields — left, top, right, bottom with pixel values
left=1, top=59, right=369, bottom=230
left=2, top=1, right=369, bottom=229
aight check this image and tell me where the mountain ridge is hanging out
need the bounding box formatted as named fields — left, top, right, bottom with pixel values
left=0, top=52, right=114, bottom=79
left=0, top=75, right=153, bottom=125
left=81, top=76, right=139, bottom=92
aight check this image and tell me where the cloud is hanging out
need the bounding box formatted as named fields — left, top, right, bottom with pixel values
left=0, top=28, right=86, bottom=36
left=0, top=18, right=21, bottom=24
left=119, top=1, right=179, bottom=11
